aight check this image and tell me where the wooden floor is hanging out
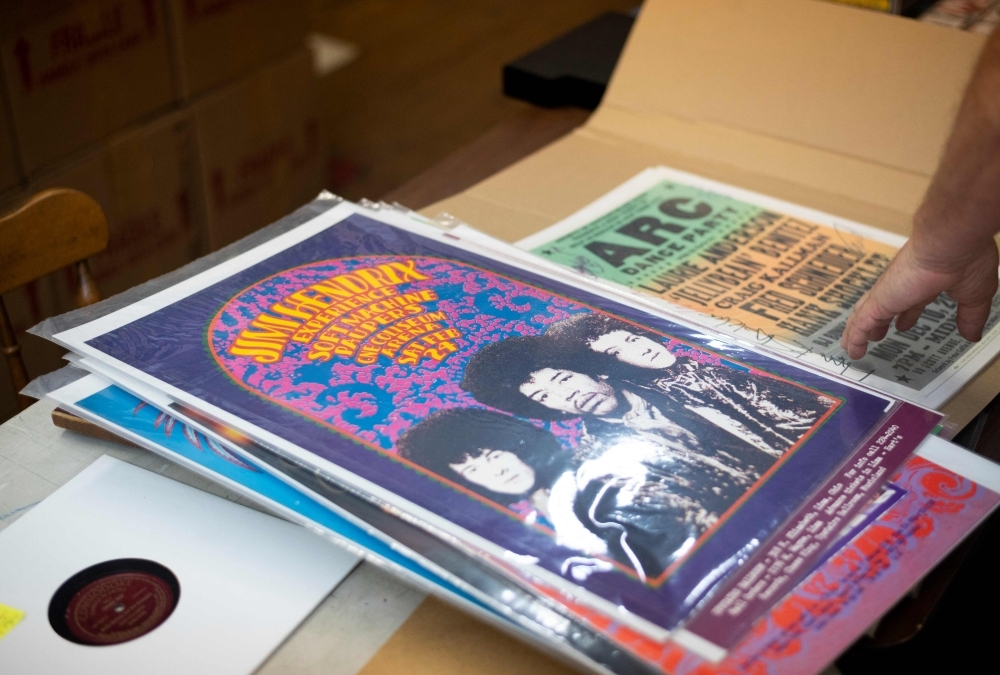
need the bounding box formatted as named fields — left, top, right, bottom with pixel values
left=308, top=0, right=636, bottom=202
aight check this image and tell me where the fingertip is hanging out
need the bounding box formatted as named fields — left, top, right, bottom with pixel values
left=959, top=326, right=984, bottom=343
left=841, top=327, right=860, bottom=355
left=847, top=340, right=868, bottom=360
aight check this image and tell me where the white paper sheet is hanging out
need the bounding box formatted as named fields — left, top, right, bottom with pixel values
left=0, top=456, right=359, bottom=675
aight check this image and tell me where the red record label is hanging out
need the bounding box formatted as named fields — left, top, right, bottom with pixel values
left=64, top=571, right=175, bottom=645
left=49, top=559, right=180, bottom=646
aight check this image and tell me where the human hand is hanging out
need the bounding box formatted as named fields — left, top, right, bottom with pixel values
left=841, top=26, right=1000, bottom=360
left=840, top=236, right=998, bottom=360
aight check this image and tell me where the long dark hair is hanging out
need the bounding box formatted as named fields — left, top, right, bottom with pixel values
left=460, top=335, right=617, bottom=420
left=396, top=407, right=571, bottom=504
left=545, top=312, right=678, bottom=387
left=545, top=312, right=663, bottom=347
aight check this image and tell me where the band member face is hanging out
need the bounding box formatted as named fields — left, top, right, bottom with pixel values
left=588, top=330, right=676, bottom=369
left=519, top=368, right=619, bottom=416
left=449, top=449, right=536, bottom=495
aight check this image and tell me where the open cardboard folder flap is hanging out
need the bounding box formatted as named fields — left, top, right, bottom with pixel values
left=425, top=0, right=995, bottom=429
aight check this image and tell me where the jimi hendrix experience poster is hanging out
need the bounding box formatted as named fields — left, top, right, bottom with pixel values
left=52, top=202, right=940, bottom=641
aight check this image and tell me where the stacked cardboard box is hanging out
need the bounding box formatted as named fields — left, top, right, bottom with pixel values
left=192, top=50, right=323, bottom=250
left=0, top=0, right=176, bottom=176
left=0, top=0, right=319, bottom=422
left=165, top=0, right=309, bottom=99
left=31, top=110, right=203, bottom=298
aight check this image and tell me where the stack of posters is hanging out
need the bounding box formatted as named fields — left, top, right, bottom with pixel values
left=26, top=179, right=1000, bottom=675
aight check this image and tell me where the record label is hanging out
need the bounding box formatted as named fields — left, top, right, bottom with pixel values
left=49, top=559, right=180, bottom=646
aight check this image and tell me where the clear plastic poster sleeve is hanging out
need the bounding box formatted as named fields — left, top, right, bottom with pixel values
left=41, top=200, right=941, bottom=660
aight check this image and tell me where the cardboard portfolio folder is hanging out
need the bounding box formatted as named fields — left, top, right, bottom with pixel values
left=427, top=0, right=994, bottom=430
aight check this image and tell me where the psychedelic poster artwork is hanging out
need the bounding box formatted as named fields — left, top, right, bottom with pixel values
left=208, top=252, right=850, bottom=584
left=56, top=204, right=941, bottom=642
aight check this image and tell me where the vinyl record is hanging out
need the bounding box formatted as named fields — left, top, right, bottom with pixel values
left=48, top=559, right=180, bottom=646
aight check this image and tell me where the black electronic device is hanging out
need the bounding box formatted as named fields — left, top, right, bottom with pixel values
left=502, top=11, right=634, bottom=110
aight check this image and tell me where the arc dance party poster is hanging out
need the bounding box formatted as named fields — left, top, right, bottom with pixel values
left=520, top=166, right=1000, bottom=407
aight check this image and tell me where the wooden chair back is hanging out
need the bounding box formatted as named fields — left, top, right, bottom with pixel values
left=0, top=189, right=109, bottom=410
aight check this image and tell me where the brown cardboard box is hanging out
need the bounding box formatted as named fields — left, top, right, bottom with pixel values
left=192, top=49, right=323, bottom=250
left=164, top=0, right=308, bottom=99
left=0, top=108, right=203, bottom=422
left=0, top=0, right=176, bottom=175
left=426, top=0, right=998, bottom=431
